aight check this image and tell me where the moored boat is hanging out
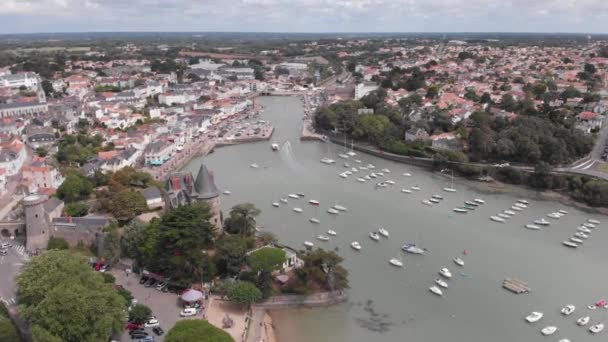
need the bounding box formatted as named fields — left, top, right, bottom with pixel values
left=574, top=231, right=589, bottom=239
left=474, top=198, right=485, bottom=204
left=334, top=205, right=348, bottom=212
left=223, top=190, right=232, bottom=195
left=490, top=216, right=505, bottom=223
left=583, top=222, right=596, bottom=229
left=511, top=206, right=523, bottom=211
left=303, top=241, right=314, bottom=248
left=439, top=268, right=452, bottom=278
left=401, top=189, right=412, bottom=193
left=389, top=258, right=403, bottom=267
left=378, top=228, right=389, bottom=238
left=534, top=218, right=550, bottom=226
left=272, top=202, right=280, bottom=208
left=351, top=241, right=361, bottom=250
left=435, top=278, right=448, bottom=288
left=271, top=143, right=280, bottom=151
left=309, top=200, right=320, bottom=206
left=309, top=218, right=320, bottom=224
left=293, top=207, right=303, bottom=213
left=570, top=236, right=584, bottom=244
left=369, top=232, right=380, bottom=241
left=429, top=198, right=440, bottom=204
left=327, top=208, right=340, bottom=215
left=562, top=241, right=578, bottom=248
left=504, top=210, right=516, bottom=215
left=411, top=186, right=421, bottom=191
left=525, top=311, right=543, bottom=323
left=288, top=194, right=299, bottom=199
left=316, top=235, right=330, bottom=241
left=429, top=286, right=443, bottom=296
left=577, top=226, right=592, bottom=233
left=541, top=326, right=557, bottom=336
left=561, top=304, right=576, bottom=315
left=280, top=198, right=288, bottom=203
left=588, top=219, right=600, bottom=225
left=453, top=208, right=468, bottom=213
left=525, top=224, right=541, bottom=230
left=589, top=323, right=604, bottom=334
left=498, top=213, right=510, bottom=219
left=402, top=243, right=425, bottom=255
left=453, top=257, right=464, bottom=266
left=577, top=316, right=590, bottom=326
left=327, top=230, right=337, bottom=236
left=422, top=200, right=433, bottom=206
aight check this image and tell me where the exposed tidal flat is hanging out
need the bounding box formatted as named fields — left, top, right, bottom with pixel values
left=184, top=96, right=607, bottom=342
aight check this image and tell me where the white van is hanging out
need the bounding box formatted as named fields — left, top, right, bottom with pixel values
left=179, top=308, right=197, bottom=317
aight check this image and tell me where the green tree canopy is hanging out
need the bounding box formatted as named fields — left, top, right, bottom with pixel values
left=215, top=235, right=249, bottom=276
left=108, top=190, right=147, bottom=222
left=128, top=304, right=152, bottom=324
left=165, top=320, right=233, bottom=342
left=224, top=203, right=261, bottom=236
left=227, top=281, right=262, bottom=308
left=297, top=248, right=349, bottom=292
left=248, top=247, right=285, bottom=273
left=56, top=173, right=93, bottom=203
left=17, top=250, right=125, bottom=342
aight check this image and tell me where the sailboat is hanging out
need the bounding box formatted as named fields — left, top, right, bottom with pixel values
left=443, top=170, right=457, bottom=193
left=347, top=140, right=357, bottom=157
left=338, top=133, right=349, bottom=159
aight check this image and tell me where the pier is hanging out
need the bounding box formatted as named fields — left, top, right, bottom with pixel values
left=502, top=278, right=531, bottom=294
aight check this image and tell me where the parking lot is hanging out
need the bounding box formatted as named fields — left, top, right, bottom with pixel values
left=112, top=270, right=207, bottom=342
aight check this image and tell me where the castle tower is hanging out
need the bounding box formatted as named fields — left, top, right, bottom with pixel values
left=23, top=194, right=50, bottom=253
left=193, top=163, right=223, bottom=233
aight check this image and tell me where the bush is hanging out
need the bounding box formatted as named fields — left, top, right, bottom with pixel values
left=0, top=303, right=20, bottom=342
left=46, top=237, right=69, bottom=250
left=64, top=202, right=89, bottom=217
left=128, top=304, right=152, bottom=324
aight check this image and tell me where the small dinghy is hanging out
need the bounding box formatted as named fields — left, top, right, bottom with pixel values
left=583, top=222, right=596, bottom=229
left=316, top=235, right=330, bottom=242
left=272, top=202, right=280, bottom=208
left=474, top=198, right=485, bottom=204
left=429, top=198, right=440, bottom=204
left=498, top=213, right=511, bottom=219
left=453, top=208, right=468, bottom=213
left=309, top=218, right=320, bottom=224
left=429, top=286, right=443, bottom=296
left=511, top=206, right=523, bottom=211
left=577, top=226, right=592, bottom=233
left=401, top=189, right=412, bottom=193
left=402, top=172, right=412, bottom=177
left=422, top=200, right=433, bottom=206
left=334, top=205, right=348, bottom=212
left=435, top=278, right=448, bottom=288
left=223, top=190, right=232, bottom=195
left=504, top=210, right=516, bottom=215
left=432, top=195, right=444, bottom=200
left=389, top=258, right=403, bottom=267
left=541, top=326, right=557, bottom=336
left=570, top=236, right=584, bottom=244
left=293, top=208, right=303, bottom=213
left=577, top=316, right=590, bottom=326
left=574, top=231, right=589, bottom=239
left=369, top=232, right=380, bottom=241
left=534, top=219, right=550, bottom=226
left=327, top=208, right=340, bottom=215
left=280, top=198, right=288, bottom=203
left=588, top=219, right=600, bottom=225
left=491, top=216, right=505, bottom=223
left=309, top=200, right=320, bottom=206
left=288, top=194, right=300, bottom=199
left=561, top=305, right=575, bottom=315
left=453, top=257, right=465, bottom=267
left=351, top=241, right=361, bottom=251
left=327, top=230, right=337, bottom=236
left=562, top=241, right=578, bottom=248
left=411, top=186, right=421, bottom=191
left=525, top=311, right=543, bottom=323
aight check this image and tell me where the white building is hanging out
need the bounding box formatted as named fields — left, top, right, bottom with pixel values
left=355, top=82, right=378, bottom=100
left=0, top=72, right=39, bottom=89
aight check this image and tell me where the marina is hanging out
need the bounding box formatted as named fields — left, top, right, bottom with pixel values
left=185, top=96, right=607, bottom=342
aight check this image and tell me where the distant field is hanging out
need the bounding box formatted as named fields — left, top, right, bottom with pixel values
left=7, top=46, right=91, bottom=54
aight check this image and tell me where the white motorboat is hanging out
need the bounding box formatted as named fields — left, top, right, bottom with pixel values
left=453, top=208, right=468, bottom=213
left=429, top=198, right=440, bottom=204
left=351, top=167, right=358, bottom=173
left=589, top=323, right=604, bottom=333
left=303, top=241, right=314, bottom=248
left=588, top=219, right=600, bottom=225
left=574, top=231, right=589, bottom=239
left=280, top=198, right=288, bottom=203
left=355, top=160, right=362, bottom=164
left=515, top=202, right=528, bottom=208
left=474, top=198, right=485, bottom=204
left=344, top=163, right=350, bottom=168
left=288, top=194, right=299, bottom=199
left=297, top=192, right=305, bottom=197
left=309, top=218, right=320, bottom=224
left=498, top=213, right=511, bottom=219
left=250, top=163, right=260, bottom=168
left=491, top=216, right=505, bottom=223
left=429, top=286, right=443, bottom=296
left=435, top=278, right=448, bottom=288
left=347, top=151, right=357, bottom=157
left=320, top=157, right=336, bottom=165
left=364, top=175, right=371, bottom=180
left=272, top=202, right=280, bottom=208
left=558, top=339, right=570, bottom=342
left=327, top=230, right=337, bottom=236
left=402, top=172, right=412, bottom=177
left=577, top=316, right=590, bottom=326
left=360, top=166, right=367, bottom=171
left=357, top=178, right=366, bottom=183
left=432, top=195, right=444, bottom=200
left=309, top=200, right=320, bottom=206
left=338, top=153, right=349, bottom=159
left=378, top=228, right=389, bottom=238
left=422, top=200, right=433, bottom=206
left=558, top=209, right=568, bottom=215
left=339, top=173, right=348, bottom=179
left=583, top=223, right=596, bottom=229
left=525, top=311, right=543, bottom=323
left=382, top=168, right=390, bottom=173
left=334, top=205, right=348, bottom=212
left=327, top=208, right=340, bottom=215
left=389, top=258, right=403, bottom=267
left=376, top=182, right=387, bottom=188
left=223, top=190, right=232, bottom=195
left=562, top=241, right=578, bottom=248
left=464, top=201, right=478, bottom=207
left=534, top=219, right=550, bottom=226
left=401, top=189, right=412, bottom=193
left=370, top=173, right=378, bottom=179
left=504, top=210, right=516, bottom=216
left=377, top=172, right=384, bottom=177
left=517, top=199, right=530, bottom=205
left=541, top=326, right=557, bottom=336
left=561, top=305, right=576, bottom=315
left=525, top=224, right=541, bottom=230
left=511, top=206, right=523, bottom=211
left=443, top=187, right=457, bottom=193
left=293, top=207, right=304, bottom=213
left=369, top=232, right=380, bottom=241
left=570, top=236, right=584, bottom=244
left=271, top=143, right=280, bottom=151
left=577, top=226, right=592, bottom=234
left=547, top=212, right=562, bottom=219
left=439, top=268, right=452, bottom=278
left=385, top=180, right=395, bottom=185
left=411, top=186, right=421, bottom=191
left=402, top=243, right=425, bottom=255
left=316, top=235, right=330, bottom=242
left=367, top=164, right=375, bottom=169
left=453, top=257, right=464, bottom=267
left=351, top=241, right=361, bottom=251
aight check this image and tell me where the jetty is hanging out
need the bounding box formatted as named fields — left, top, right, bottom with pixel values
left=502, top=278, right=531, bottom=294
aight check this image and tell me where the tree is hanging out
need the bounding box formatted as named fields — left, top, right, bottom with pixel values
left=500, top=94, right=517, bottom=112
left=56, top=174, right=93, bottom=203
left=257, top=232, right=277, bottom=246
left=165, top=320, right=233, bottom=342
left=128, top=304, right=152, bottom=324
left=215, top=235, right=249, bottom=276
left=584, top=63, right=597, bottom=74
left=227, top=281, right=262, bottom=307
left=480, top=92, right=492, bottom=104
left=101, top=228, right=121, bottom=264
left=17, top=250, right=125, bottom=342
left=248, top=247, right=285, bottom=273
left=224, top=203, right=261, bottom=236
left=297, top=249, right=349, bottom=292
left=426, top=85, right=439, bottom=99
left=46, top=237, right=69, bottom=250
left=35, top=147, right=47, bottom=157
left=64, top=202, right=89, bottom=217
left=108, top=190, right=147, bottom=222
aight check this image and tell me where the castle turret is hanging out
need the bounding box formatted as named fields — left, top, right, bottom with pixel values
left=194, top=163, right=222, bottom=233
left=23, top=194, right=50, bottom=253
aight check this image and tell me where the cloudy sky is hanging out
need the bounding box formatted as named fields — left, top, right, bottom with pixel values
left=0, top=0, right=607, bottom=34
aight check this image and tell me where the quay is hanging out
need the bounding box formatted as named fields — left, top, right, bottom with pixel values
left=502, top=278, right=531, bottom=294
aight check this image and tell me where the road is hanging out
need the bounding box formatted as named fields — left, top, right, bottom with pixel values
left=560, top=116, right=608, bottom=180
left=0, top=240, right=30, bottom=309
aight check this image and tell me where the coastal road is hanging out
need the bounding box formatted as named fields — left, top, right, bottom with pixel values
left=560, top=116, right=608, bottom=180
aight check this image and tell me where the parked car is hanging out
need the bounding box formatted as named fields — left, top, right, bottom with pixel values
left=131, top=332, right=148, bottom=340
left=152, top=327, right=164, bottom=336
left=139, top=277, right=148, bottom=285
left=0, top=242, right=10, bottom=249
left=129, top=329, right=145, bottom=336
left=100, top=264, right=110, bottom=273
left=180, top=308, right=197, bottom=317
left=126, top=323, right=144, bottom=330
left=144, top=318, right=159, bottom=328
left=155, top=282, right=166, bottom=291
left=138, top=336, right=154, bottom=342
